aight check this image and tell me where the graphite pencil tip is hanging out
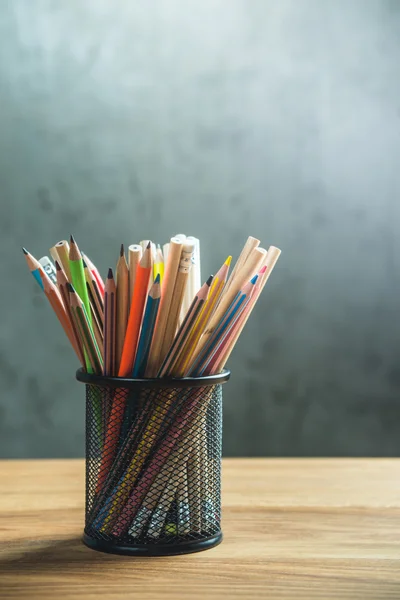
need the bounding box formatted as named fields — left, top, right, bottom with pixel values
left=120, top=243, right=124, bottom=257
left=67, top=282, right=75, bottom=293
left=107, top=267, right=113, bottom=279
left=22, top=247, right=28, bottom=255
left=206, top=275, right=213, bottom=286
left=154, top=273, right=160, bottom=284
left=70, top=234, right=76, bottom=244
left=55, top=260, right=62, bottom=271
left=146, top=241, right=151, bottom=249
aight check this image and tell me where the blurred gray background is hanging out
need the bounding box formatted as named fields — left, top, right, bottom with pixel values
left=2, top=0, right=400, bottom=457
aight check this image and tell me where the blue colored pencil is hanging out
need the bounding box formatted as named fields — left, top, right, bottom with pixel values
left=132, top=274, right=161, bottom=378
left=188, top=274, right=258, bottom=376
left=22, top=247, right=44, bottom=290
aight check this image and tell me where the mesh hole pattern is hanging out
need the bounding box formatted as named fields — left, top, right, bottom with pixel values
left=85, top=382, right=223, bottom=548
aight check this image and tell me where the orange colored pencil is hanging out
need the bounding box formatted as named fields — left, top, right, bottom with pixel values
left=118, top=242, right=152, bottom=377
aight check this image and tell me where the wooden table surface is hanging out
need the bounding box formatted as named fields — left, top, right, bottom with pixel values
left=1, top=459, right=400, bottom=599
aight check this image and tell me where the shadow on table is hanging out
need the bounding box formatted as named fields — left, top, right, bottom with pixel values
left=0, top=536, right=161, bottom=596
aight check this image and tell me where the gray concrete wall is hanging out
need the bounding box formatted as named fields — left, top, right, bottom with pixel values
left=2, top=0, right=400, bottom=457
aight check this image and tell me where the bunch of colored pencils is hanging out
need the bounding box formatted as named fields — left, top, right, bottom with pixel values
left=23, top=235, right=280, bottom=379
left=23, top=234, right=281, bottom=540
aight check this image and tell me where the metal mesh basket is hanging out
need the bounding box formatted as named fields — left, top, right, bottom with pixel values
left=76, top=368, right=230, bottom=556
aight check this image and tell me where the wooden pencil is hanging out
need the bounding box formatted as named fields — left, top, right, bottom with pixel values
left=223, top=235, right=259, bottom=298
left=153, top=245, right=164, bottom=283
left=118, top=242, right=152, bottom=377
left=132, top=274, right=161, bottom=378
left=69, top=235, right=92, bottom=327
left=193, top=246, right=266, bottom=362
left=55, top=261, right=86, bottom=367
left=49, top=245, right=60, bottom=265
left=22, top=247, right=45, bottom=290
left=128, top=244, right=142, bottom=304
left=188, top=275, right=258, bottom=376
left=159, top=240, right=195, bottom=363
left=68, top=283, right=103, bottom=374
left=82, top=257, right=104, bottom=328
left=158, top=275, right=212, bottom=377
left=173, top=256, right=231, bottom=377
left=213, top=246, right=281, bottom=373
left=115, top=244, right=129, bottom=369
left=82, top=252, right=105, bottom=297
left=145, top=237, right=183, bottom=376
left=163, top=242, right=170, bottom=263
left=54, top=240, right=72, bottom=281
left=104, top=268, right=116, bottom=376
left=41, top=267, right=84, bottom=365
left=95, top=244, right=153, bottom=494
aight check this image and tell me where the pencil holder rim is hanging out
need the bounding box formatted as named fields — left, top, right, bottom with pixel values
left=76, top=367, right=230, bottom=389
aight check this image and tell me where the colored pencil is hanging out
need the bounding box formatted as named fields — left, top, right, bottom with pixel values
left=69, top=235, right=92, bottom=327
left=82, top=252, right=105, bottom=297
left=193, top=246, right=266, bottom=362
left=173, top=256, right=231, bottom=377
left=68, top=283, right=103, bottom=375
left=83, top=259, right=104, bottom=325
left=132, top=274, right=161, bottom=378
left=55, top=260, right=86, bottom=367
left=128, top=244, right=142, bottom=303
left=158, top=275, right=212, bottom=377
left=214, top=246, right=281, bottom=373
left=188, top=275, right=258, bottom=376
left=153, top=244, right=164, bottom=283
left=119, top=242, right=152, bottom=377
left=41, top=266, right=84, bottom=364
left=103, top=268, right=116, bottom=377
left=22, top=248, right=44, bottom=290
left=116, top=244, right=129, bottom=369
left=145, top=237, right=183, bottom=376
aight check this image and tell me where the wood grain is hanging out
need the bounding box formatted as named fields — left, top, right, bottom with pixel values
left=0, top=459, right=400, bottom=599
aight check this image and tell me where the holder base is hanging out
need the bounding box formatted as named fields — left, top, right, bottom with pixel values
left=83, top=532, right=223, bottom=556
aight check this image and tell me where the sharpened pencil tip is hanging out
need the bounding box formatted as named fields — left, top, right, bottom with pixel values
left=120, top=243, right=124, bottom=257
left=67, top=282, right=75, bottom=293
left=250, top=274, right=258, bottom=284
left=22, top=247, right=28, bottom=255
left=82, top=258, right=87, bottom=268
left=107, top=267, right=113, bottom=279
left=146, top=241, right=151, bottom=249
left=54, top=260, right=62, bottom=271
left=225, top=255, right=232, bottom=267
left=206, top=275, right=213, bottom=286
left=70, top=234, right=75, bottom=244
left=154, top=273, right=160, bottom=284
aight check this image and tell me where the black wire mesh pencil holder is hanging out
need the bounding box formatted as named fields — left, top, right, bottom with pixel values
left=76, top=368, right=230, bottom=556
